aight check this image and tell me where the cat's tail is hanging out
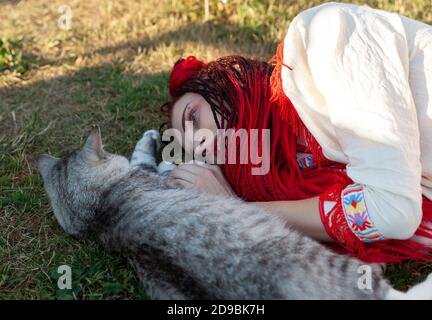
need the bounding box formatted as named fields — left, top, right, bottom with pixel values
left=385, top=273, right=432, bottom=300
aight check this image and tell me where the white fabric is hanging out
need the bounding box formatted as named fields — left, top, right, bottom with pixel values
left=281, top=2, right=432, bottom=240
left=323, top=201, right=337, bottom=214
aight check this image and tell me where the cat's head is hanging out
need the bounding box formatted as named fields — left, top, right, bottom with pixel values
left=38, top=127, right=130, bottom=238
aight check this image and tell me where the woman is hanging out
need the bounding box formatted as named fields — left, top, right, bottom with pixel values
left=161, top=2, right=432, bottom=263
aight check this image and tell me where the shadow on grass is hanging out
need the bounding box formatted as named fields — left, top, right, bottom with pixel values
left=0, top=63, right=171, bottom=299
left=90, top=20, right=280, bottom=59
left=1, top=18, right=282, bottom=158
left=1, top=66, right=169, bottom=152
left=30, top=19, right=280, bottom=69
left=0, top=18, right=279, bottom=295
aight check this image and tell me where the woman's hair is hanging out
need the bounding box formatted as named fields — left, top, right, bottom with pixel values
left=160, top=55, right=275, bottom=131
left=162, top=49, right=350, bottom=203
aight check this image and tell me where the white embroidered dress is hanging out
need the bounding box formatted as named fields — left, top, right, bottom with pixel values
left=282, top=2, right=432, bottom=242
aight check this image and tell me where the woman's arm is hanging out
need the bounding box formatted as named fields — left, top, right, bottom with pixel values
left=252, top=197, right=332, bottom=242
left=280, top=4, right=425, bottom=244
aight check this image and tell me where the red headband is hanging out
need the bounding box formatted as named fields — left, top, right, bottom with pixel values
left=168, top=56, right=205, bottom=97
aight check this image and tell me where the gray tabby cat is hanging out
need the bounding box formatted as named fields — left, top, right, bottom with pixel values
left=38, top=127, right=432, bottom=299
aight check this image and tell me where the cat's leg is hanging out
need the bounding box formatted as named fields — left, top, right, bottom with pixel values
left=131, top=129, right=177, bottom=175
left=385, top=273, right=432, bottom=300
left=130, top=130, right=161, bottom=171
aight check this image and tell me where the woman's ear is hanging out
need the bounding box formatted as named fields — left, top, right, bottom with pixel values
left=83, top=126, right=104, bottom=162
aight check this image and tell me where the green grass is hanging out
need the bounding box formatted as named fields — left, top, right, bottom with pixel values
left=0, top=37, right=29, bottom=74
left=0, top=0, right=431, bottom=299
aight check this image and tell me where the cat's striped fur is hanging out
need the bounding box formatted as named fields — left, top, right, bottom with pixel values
left=38, top=127, right=432, bottom=299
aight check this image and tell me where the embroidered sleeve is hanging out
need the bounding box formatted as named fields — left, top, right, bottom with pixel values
left=318, top=182, right=432, bottom=263
left=341, top=183, right=385, bottom=243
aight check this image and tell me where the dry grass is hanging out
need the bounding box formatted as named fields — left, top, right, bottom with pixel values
left=0, top=0, right=431, bottom=299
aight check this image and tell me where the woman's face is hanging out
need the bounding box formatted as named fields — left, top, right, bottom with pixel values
left=170, top=92, right=219, bottom=157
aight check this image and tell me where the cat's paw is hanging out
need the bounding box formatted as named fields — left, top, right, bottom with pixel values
left=157, top=161, right=177, bottom=175
left=144, top=129, right=160, bottom=140
left=142, top=129, right=162, bottom=156
left=130, top=129, right=161, bottom=169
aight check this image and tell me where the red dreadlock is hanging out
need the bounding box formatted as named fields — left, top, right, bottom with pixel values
left=168, top=48, right=349, bottom=202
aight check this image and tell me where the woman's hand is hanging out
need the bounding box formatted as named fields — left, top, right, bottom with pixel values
left=170, top=162, right=236, bottom=197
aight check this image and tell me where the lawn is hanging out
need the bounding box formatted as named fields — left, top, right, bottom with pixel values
left=1, top=0, right=431, bottom=299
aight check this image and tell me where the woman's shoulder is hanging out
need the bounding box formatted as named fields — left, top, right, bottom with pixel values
left=292, top=2, right=357, bottom=22
left=294, top=2, right=379, bottom=18
left=290, top=2, right=395, bottom=30
left=286, top=2, right=407, bottom=53
left=287, top=2, right=359, bottom=40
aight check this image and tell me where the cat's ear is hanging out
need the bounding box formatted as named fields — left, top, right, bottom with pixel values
left=38, top=154, right=59, bottom=180
left=83, top=126, right=104, bottom=162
